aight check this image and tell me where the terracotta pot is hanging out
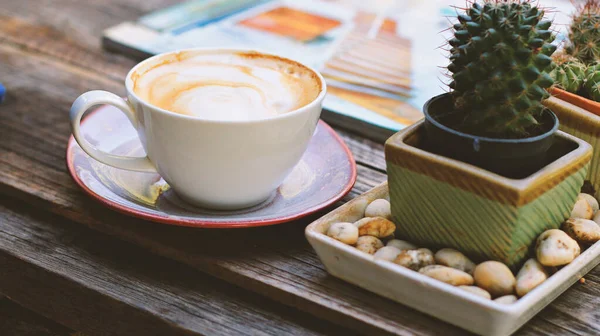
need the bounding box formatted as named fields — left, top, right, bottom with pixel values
left=385, top=120, right=592, bottom=268
left=549, top=87, right=600, bottom=116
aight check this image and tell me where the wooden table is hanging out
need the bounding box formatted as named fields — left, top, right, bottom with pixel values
left=1, top=1, right=599, bottom=335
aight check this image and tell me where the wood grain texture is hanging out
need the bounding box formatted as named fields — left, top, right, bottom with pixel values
left=0, top=198, right=353, bottom=336
left=0, top=1, right=598, bottom=335
left=0, top=43, right=594, bottom=336
left=0, top=40, right=455, bottom=336
left=0, top=297, right=74, bottom=336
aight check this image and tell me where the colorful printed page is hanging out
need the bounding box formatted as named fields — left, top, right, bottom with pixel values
left=103, top=0, right=576, bottom=136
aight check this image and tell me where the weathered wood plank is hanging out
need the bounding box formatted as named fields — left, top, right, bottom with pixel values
left=336, top=129, right=387, bottom=172
left=0, top=297, right=74, bottom=336
left=530, top=278, right=600, bottom=334
left=0, top=28, right=596, bottom=333
left=0, top=2, right=597, bottom=335
left=0, top=14, right=130, bottom=83
left=0, top=43, right=460, bottom=336
left=0, top=198, right=353, bottom=336
left=0, top=0, right=179, bottom=70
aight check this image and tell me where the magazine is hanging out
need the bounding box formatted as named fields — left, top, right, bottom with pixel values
left=103, top=0, right=575, bottom=141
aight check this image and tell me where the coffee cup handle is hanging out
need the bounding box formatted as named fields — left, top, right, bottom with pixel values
left=70, top=90, right=156, bottom=172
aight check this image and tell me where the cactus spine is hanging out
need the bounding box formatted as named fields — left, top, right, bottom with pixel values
left=447, top=0, right=556, bottom=137
left=566, top=0, right=600, bottom=65
left=585, top=63, right=600, bottom=101
left=549, top=54, right=587, bottom=93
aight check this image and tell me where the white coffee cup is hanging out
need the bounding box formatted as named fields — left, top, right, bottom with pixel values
left=70, top=48, right=326, bottom=210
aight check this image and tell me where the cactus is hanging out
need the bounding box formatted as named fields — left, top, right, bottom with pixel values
left=584, top=63, right=600, bottom=101
left=566, top=0, right=600, bottom=65
left=447, top=0, right=556, bottom=137
left=549, top=54, right=587, bottom=93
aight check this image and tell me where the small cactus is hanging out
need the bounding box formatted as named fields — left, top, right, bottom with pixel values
left=584, top=63, right=600, bottom=101
left=447, top=0, right=556, bottom=137
left=566, top=0, right=600, bottom=65
left=549, top=54, right=587, bottom=93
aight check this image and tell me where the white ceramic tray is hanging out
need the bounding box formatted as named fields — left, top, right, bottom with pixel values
left=305, top=182, right=600, bottom=336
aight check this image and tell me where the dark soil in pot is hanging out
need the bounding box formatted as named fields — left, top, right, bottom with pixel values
left=423, top=93, right=559, bottom=179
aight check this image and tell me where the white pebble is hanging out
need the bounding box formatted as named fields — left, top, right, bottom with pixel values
left=562, top=218, right=600, bottom=245
left=373, top=246, right=402, bottom=261
left=494, top=295, right=518, bottom=304
left=571, top=197, right=594, bottom=220
left=593, top=211, right=600, bottom=226
left=473, top=261, right=516, bottom=298
left=419, top=265, right=474, bottom=286
left=326, top=222, right=359, bottom=245
left=355, top=236, right=384, bottom=254
left=458, top=286, right=491, bottom=299
left=394, top=248, right=435, bottom=271
left=435, top=248, right=476, bottom=274
left=515, top=259, right=548, bottom=297
left=386, top=239, right=417, bottom=251
left=344, top=198, right=369, bottom=223
left=354, top=217, right=396, bottom=238
left=536, top=229, right=580, bottom=266
left=577, top=193, right=599, bottom=214
left=365, top=199, right=392, bottom=219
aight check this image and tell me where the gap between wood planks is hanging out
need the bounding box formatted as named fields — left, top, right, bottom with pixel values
left=1, top=124, right=596, bottom=336
left=0, top=296, right=75, bottom=336
left=0, top=41, right=446, bottom=336
left=0, top=198, right=353, bottom=336
left=0, top=13, right=597, bottom=335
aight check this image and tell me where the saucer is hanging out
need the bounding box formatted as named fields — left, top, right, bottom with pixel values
left=66, top=105, right=357, bottom=228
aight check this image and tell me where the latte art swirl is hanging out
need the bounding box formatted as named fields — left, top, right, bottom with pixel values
left=131, top=51, right=321, bottom=121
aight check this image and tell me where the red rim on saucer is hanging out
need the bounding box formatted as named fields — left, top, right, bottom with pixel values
left=66, top=105, right=357, bottom=228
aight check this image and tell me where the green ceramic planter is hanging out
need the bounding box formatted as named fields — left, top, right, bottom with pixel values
left=385, top=120, right=592, bottom=268
left=544, top=95, right=600, bottom=199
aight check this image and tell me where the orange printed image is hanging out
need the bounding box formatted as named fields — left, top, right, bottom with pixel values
left=238, top=7, right=341, bottom=42
left=322, top=11, right=422, bottom=125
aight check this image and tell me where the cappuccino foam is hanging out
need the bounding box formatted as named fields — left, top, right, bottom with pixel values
left=131, top=51, right=321, bottom=121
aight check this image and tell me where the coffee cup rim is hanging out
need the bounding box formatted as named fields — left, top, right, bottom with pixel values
left=125, top=47, right=327, bottom=124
